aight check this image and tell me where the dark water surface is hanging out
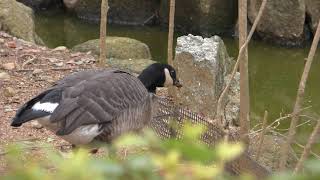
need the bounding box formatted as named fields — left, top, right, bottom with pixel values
left=35, top=9, right=320, bottom=153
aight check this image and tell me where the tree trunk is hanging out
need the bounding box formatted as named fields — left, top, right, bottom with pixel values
left=99, top=0, right=108, bottom=67
left=167, top=0, right=176, bottom=97
left=279, top=20, right=320, bottom=171
left=239, top=0, right=250, bottom=145
left=216, top=0, right=267, bottom=130
left=167, top=0, right=175, bottom=65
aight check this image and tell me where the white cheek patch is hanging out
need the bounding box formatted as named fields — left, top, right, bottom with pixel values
left=164, top=68, right=173, bottom=87
left=32, top=102, right=59, bottom=113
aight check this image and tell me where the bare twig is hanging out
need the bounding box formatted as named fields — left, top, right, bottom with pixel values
left=16, top=67, right=72, bottom=72
left=294, top=119, right=320, bottom=173
left=256, top=111, right=268, bottom=161
left=276, top=120, right=311, bottom=131
left=21, top=54, right=37, bottom=69
left=271, top=130, right=320, bottom=160
left=50, top=68, right=72, bottom=71
left=279, top=20, right=320, bottom=170
left=216, top=0, right=268, bottom=127
left=265, top=106, right=312, bottom=131
left=295, top=143, right=320, bottom=159
left=248, top=113, right=311, bottom=136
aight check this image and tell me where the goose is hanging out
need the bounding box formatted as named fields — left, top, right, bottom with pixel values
left=10, top=63, right=182, bottom=147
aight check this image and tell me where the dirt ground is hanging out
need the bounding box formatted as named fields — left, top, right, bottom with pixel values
left=0, top=31, right=105, bottom=173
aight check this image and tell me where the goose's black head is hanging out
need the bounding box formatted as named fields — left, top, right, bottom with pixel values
left=138, top=63, right=182, bottom=93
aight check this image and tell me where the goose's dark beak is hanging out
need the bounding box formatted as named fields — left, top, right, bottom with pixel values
left=174, top=79, right=182, bottom=88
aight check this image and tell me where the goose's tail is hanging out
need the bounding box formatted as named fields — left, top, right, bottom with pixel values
left=11, top=89, right=61, bottom=127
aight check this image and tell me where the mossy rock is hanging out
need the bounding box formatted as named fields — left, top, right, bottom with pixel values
left=0, top=0, right=43, bottom=44
left=72, top=37, right=152, bottom=60
left=248, top=0, right=305, bottom=46
left=107, top=58, right=156, bottom=74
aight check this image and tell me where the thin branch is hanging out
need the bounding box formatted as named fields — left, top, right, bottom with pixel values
left=295, top=142, right=320, bottom=159
left=256, top=110, right=268, bottom=161
left=279, top=20, right=320, bottom=170
left=276, top=120, right=311, bottom=131
left=16, top=68, right=73, bottom=72
left=248, top=114, right=310, bottom=136
left=21, top=54, right=36, bottom=69
left=216, top=0, right=268, bottom=127
left=294, top=119, right=320, bottom=173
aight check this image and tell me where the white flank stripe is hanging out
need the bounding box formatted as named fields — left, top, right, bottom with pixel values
left=32, top=102, right=59, bottom=113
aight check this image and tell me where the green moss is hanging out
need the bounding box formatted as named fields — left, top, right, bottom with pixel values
left=72, top=37, right=152, bottom=60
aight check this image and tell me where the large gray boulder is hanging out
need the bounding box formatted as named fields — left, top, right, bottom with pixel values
left=306, top=0, right=320, bottom=34
left=160, top=0, right=237, bottom=36
left=64, top=0, right=159, bottom=25
left=72, top=37, right=152, bottom=60
left=0, top=0, right=43, bottom=44
left=248, top=0, right=305, bottom=46
left=174, top=34, right=238, bottom=122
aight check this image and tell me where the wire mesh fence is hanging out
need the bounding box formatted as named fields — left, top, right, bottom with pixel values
left=150, top=96, right=270, bottom=177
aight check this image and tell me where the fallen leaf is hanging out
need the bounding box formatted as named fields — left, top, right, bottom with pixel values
left=47, top=57, right=59, bottom=63
left=71, top=52, right=82, bottom=57
left=6, top=41, right=16, bottom=48
left=54, top=62, right=64, bottom=67
left=2, top=63, right=15, bottom=70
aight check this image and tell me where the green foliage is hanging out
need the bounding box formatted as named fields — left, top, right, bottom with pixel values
left=268, top=160, right=320, bottom=180
left=3, top=123, right=320, bottom=180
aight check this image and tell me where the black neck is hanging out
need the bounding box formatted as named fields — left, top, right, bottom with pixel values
left=137, top=63, right=168, bottom=93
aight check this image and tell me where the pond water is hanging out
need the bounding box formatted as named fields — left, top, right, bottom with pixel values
left=35, top=9, right=320, bottom=153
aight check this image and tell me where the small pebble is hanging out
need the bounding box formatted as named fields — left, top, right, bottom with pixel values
left=53, top=46, right=67, bottom=51
left=30, top=121, right=43, bottom=129
left=32, top=69, right=43, bottom=74
left=0, top=72, right=10, bottom=80
left=4, top=87, right=15, bottom=97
